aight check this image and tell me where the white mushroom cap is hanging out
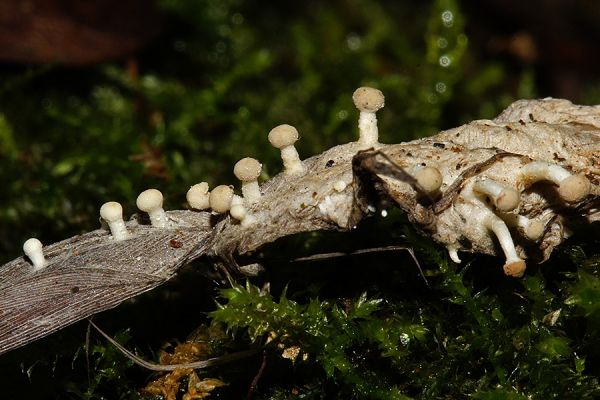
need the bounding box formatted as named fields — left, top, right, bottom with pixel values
left=230, top=204, right=247, bottom=221
left=504, top=260, right=527, bottom=278
left=23, top=238, right=43, bottom=256
left=209, top=185, right=234, bottom=214
left=522, top=218, right=545, bottom=241
left=557, top=174, right=591, bottom=203
left=234, top=158, right=262, bottom=181
left=23, top=238, right=46, bottom=270
left=100, top=201, right=123, bottom=223
left=352, top=87, right=385, bottom=113
left=415, top=166, right=443, bottom=193
left=473, top=178, right=520, bottom=211
left=136, top=189, right=168, bottom=227
left=100, top=201, right=130, bottom=241
left=136, top=188, right=163, bottom=212
left=268, top=124, right=299, bottom=149
left=187, top=182, right=210, bottom=210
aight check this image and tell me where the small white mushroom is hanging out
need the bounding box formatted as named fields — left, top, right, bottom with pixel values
left=209, top=185, right=234, bottom=214
left=352, top=86, right=385, bottom=147
left=230, top=194, right=246, bottom=220
left=517, top=215, right=545, bottom=241
left=136, top=189, right=168, bottom=227
left=413, top=166, right=443, bottom=193
left=520, top=161, right=591, bottom=202
left=473, top=178, right=520, bottom=211
left=268, top=124, right=305, bottom=175
left=229, top=194, right=256, bottom=226
left=23, top=238, right=46, bottom=270
left=234, top=157, right=262, bottom=204
left=187, top=182, right=210, bottom=210
left=483, top=212, right=526, bottom=277
left=99, top=201, right=130, bottom=241
left=502, top=214, right=545, bottom=241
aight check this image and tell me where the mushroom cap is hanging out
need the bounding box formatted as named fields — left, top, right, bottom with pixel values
left=503, top=260, right=526, bottom=278
left=558, top=174, right=591, bottom=202
left=495, top=188, right=520, bottom=211
left=230, top=204, right=247, bottom=220
left=209, top=185, right=234, bottom=213
left=187, top=182, right=210, bottom=209
left=524, top=220, right=545, bottom=241
left=268, top=124, right=299, bottom=149
left=136, top=189, right=164, bottom=212
left=99, top=201, right=124, bottom=222
left=234, top=157, right=262, bottom=181
left=352, top=86, right=385, bottom=113
left=416, top=166, right=443, bottom=192
left=23, top=238, right=43, bottom=254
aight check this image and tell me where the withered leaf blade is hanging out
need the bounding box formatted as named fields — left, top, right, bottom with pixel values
left=0, top=0, right=160, bottom=65
left=0, top=211, right=213, bottom=355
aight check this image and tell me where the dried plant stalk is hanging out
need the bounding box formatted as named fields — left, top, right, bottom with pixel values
left=1, top=92, right=599, bottom=356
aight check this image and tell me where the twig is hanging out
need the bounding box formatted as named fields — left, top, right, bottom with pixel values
left=247, top=351, right=268, bottom=400
left=87, top=319, right=259, bottom=371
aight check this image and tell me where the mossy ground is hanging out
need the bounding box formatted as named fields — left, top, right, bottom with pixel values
left=0, top=1, right=599, bottom=398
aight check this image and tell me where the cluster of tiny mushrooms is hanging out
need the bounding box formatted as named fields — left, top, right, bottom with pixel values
left=21, top=86, right=596, bottom=281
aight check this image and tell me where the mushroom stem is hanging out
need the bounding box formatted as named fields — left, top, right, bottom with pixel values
left=520, top=161, right=591, bottom=202
left=23, top=238, right=46, bottom=270
left=280, top=145, right=304, bottom=175
left=358, top=111, right=379, bottom=146
left=136, top=189, right=168, bottom=227
left=241, top=181, right=261, bottom=203
left=483, top=212, right=526, bottom=277
left=99, top=201, right=130, bottom=241
left=187, top=183, right=210, bottom=210
left=446, top=244, right=461, bottom=264
left=473, top=178, right=520, bottom=211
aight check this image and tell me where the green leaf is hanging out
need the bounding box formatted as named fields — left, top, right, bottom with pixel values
left=536, top=336, right=571, bottom=359
left=565, top=271, right=600, bottom=317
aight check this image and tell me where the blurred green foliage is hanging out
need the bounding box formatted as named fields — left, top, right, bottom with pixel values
left=0, top=0, right=599, bottom=398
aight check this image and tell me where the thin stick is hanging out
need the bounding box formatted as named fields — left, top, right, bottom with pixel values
left=247, top=351, right=267, bottom=400
left=87, top=319, right=259, bottom=371
left=292, top=245, right=429, bottom=287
